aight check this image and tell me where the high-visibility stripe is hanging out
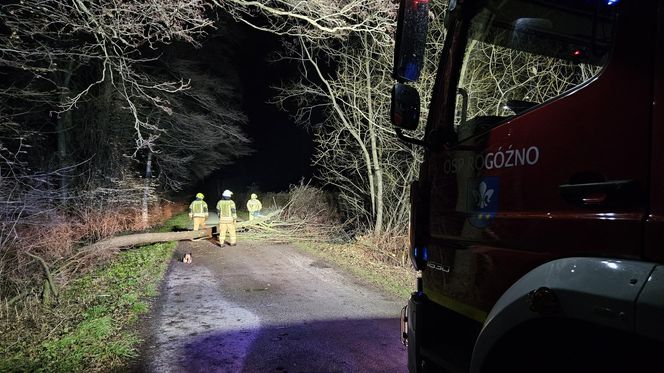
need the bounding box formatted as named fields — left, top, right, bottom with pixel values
left=191, top=200, right=207, bottom=214
left=217, top=200, right=236, bottom=218
left=425, top=289, right=488, bottom=323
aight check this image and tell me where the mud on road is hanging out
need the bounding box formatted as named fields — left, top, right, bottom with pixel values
left=134, top=239, right=407, bottom=373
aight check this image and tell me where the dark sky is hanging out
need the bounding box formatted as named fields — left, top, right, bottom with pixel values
left=197, top=20, right=313, bottom=198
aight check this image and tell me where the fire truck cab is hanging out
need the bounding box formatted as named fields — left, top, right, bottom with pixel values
left=391, top=0, right=664, bottom=371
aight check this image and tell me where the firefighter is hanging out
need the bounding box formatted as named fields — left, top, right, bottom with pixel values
left=216, top=189, right=237, bottom=246
left=189, top=192, right=208, bottom=231
left=246, top=193, right=263, bottom=221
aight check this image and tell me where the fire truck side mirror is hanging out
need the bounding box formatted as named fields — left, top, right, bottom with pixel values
left=393, top=0, right=430, bottom=82
left=391, top=83, right=421, bottom=131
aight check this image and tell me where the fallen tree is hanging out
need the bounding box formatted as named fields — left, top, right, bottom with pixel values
left=79, top=184, right=339, bottom=251
left=79, top=229, right=212, bottom=252
left=70, top=215, right=325, bottom=254
left=235, top=210, right=341, bottom=244
left=76, top=210, right=319, bottom=253
left=70, top=213, right=332, bottom=252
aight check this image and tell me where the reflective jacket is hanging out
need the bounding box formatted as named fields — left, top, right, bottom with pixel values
left=189, top=199, right=208, bottom=218
left=216, top=200, right=237, bottom=223
left=246, top=198, right=262, bottom=213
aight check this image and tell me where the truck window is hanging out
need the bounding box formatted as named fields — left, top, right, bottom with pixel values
left=453, top=0, right=618, bottom=141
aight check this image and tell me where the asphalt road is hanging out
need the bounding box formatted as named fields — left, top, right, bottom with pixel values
left=137, top=238, right=407, bottom=373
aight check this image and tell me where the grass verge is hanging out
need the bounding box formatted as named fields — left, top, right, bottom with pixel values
left=294, top=241, right=416, bottom=300
left=0, top=214, right=186, bottom=372
left=155, top=212, right=190, bottom=233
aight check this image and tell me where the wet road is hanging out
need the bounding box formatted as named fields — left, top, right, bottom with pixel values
left=139, top=239, right=407, bottom=373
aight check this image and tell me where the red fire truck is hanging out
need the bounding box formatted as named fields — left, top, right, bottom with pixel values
left=391, top=0, right=664, bottom=371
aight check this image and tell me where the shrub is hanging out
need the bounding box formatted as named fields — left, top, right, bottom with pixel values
left=0, top=200, right=186, bottom=302
left=283, top=183, right=339, bottom=225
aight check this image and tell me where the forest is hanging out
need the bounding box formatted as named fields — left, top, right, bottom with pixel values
left=0, top=0, right=449, bottom=305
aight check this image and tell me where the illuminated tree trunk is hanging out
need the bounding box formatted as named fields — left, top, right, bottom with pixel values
left=142, top=151, right=153, bottom=225
left=365, top=35, right=384, bottom=234
left=57, top=63, right=75, bottom=203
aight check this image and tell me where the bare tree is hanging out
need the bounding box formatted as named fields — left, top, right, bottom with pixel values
left=220, top=0, right=445, bottom=234
left=0, top=0, right=215, bottom=204
left=0, top=2, right=252, bottom=299
left=0, top=1, right=251, bottom=209
left=151, top=54, right=252, bottom=191
left=1, top=0, right=213, bottom=137
left=215, top=0, right=394, bottom=40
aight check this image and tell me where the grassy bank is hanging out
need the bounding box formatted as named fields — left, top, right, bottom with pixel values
left=0, top=214, right=187, bottom=372
left=294, top=240, right=416, bottom=300
left=155, top=212, right=190, bottom=233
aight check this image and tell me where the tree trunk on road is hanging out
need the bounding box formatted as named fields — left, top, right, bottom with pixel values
left=81, top=229, right=211, bottom=252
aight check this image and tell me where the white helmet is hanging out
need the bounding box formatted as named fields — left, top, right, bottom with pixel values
left=222, top=190, right=233, bottom=197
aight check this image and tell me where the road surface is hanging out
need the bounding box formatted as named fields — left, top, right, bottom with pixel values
left=135, top=238, right=408, bottom=372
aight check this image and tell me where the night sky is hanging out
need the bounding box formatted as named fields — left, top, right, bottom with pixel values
left=196, top=19, right=313, bottom=198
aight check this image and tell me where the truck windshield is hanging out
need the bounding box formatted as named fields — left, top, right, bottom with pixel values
left=453, top=0, right=618, bottom=141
